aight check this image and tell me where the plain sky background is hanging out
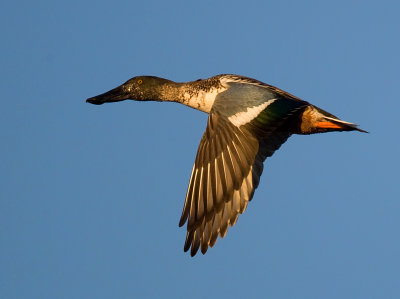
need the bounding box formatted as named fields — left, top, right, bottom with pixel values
left=1, top=0, right=399, bottom=298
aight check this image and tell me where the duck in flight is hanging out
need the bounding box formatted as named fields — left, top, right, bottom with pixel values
left=86, top=74, right=366, bottom=256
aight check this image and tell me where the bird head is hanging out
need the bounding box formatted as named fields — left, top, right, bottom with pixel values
left=86, top=76, right=173, bottom=105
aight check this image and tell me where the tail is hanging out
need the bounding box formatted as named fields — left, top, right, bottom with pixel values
left=320, top=116, right=368, bottom=133
left=300, top=105, right=368, bottom=134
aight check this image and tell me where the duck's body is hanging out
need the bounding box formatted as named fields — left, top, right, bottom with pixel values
left=87, top=74, right=365, bottom=256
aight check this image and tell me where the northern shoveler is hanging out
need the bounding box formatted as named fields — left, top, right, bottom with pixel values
left=86, top=74, right=366, bottom=256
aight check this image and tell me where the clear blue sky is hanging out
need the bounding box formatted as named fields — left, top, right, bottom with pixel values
left=1, top=0, right=399, bottom=298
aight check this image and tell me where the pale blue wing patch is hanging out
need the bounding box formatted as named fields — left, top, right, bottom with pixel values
left=212, top=81, right=278, bottom=117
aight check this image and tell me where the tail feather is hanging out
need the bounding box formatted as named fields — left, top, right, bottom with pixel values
left=323, top=116, right=368, bottom=133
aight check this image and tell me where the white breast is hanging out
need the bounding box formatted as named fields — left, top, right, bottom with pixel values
left=183, top=86, right=227, bottom=113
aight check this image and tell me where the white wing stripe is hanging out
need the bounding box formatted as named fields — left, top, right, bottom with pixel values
left=228, top=99, right=277, bottom=127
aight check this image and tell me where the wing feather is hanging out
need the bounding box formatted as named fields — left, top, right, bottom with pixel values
left=180, top=106, right=302, bottom=255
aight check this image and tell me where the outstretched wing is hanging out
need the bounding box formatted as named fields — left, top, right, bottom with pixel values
left=179, top=113, right=258, bottom=256
left=179, top=79, right=309, bottom=256
left=178, top=114, right=300, bottom=255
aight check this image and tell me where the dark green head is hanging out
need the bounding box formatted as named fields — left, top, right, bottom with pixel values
left=86, top=76, right=174, bottom=105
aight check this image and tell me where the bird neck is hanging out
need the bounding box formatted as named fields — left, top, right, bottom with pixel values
left=158, top=78, right=224, bottom=113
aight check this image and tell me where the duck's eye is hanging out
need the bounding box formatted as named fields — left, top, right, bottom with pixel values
left=137, top=79, right=143, bottom=85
